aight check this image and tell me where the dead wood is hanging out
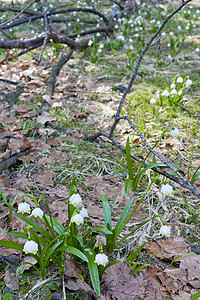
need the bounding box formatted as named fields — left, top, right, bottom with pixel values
left=0, top=150, right=28, bottom=173
left=0, top=85, right=25, bottom=110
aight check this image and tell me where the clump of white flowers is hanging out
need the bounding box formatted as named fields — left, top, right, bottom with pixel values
left=94, top=253, right=109, bottom=266
left=159, top=225, right=171, bottom=237
left=161, top=184, right=173, bottom=196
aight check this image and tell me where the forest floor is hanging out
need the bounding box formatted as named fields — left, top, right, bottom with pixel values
left=0, top=0, right=200, bottom=299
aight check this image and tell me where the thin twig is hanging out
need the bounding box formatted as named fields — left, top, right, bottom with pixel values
left=0, top=0, right=37, bottom=27
left=38, top=7, right=48, bottom=63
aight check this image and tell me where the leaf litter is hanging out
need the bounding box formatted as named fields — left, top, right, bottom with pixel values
left=0, top=8, right=200, bottom=299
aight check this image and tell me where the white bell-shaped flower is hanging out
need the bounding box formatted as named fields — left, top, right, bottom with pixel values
left=18, top=202, right=31, bottom=214
left=185, top=79, right=192, bottom=88
left=162, top=90, right=170, bottom=97
left=69, top=193, right=82, bottom=207
left=170, top=83, right=176, bottom=89
left=176, top=76, right=183, bottom=83
left=170, top=89, right=177, bottom=95
left=31, top=208, right=43, bottom=218
left=161, top=184, right=173, bottom=196
left=80, top=207, right=88, bottom=219
left=170, top=128, right=180, bottom=138
left=71, top=213, right=84, bottom=225
left=23, top=240, right=38, bottom=254
left=94, top=253, right=109, bottom=266
left=150, top=98, right=156, bottom=104
left=159, top=225, right=171, bottom=237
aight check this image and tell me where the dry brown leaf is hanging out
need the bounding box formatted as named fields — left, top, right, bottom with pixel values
left=64, top=278, right=96, bottom=298
left=35, top=170, right=55, bottom=187
left=21, top=256, right=37, bottom=271
left=64, top=258, right=83, bottom=278
left=102, top=263, right=146, bottom=300
left=4, top=269, right=19, bottom=290
left=146, top=237, right=190, bottom=260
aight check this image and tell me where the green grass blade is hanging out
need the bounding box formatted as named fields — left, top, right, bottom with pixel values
left=131, top=264, right=149, bottom=276
left=170, top=253, right=198, bottom=267
left=45, top=215, right=65, bottom=234
left=84, top=249, right=100, bottom=296
left=112, top=197, right=134, bottom=242
left=102, top=194, right=112, bottom=230
left=6, top=232, right=27, bottom=239
left=91, top=226, right=113, bottom=235
left=190, top=291, right=200, bottom=300
left=13, top=212, right=52, bottom=240
left=44, top=241, right=63, bottom=266
left=125, top=178, right=133, bottom=196
left=0, top=240, right=24, bottom=251
left=57, top=246, right=88, bottom=262
left=125, top=137, right=133, bottom=180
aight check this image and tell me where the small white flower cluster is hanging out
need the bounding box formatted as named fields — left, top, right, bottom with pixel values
left=69, top=193, right=88, bottom=226
left=18, top=203, right=43, bottom=218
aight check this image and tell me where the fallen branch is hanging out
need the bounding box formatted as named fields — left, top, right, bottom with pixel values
left=0, top=85, right=25, bottom=110
left=0, top=151, right=28, bottom=173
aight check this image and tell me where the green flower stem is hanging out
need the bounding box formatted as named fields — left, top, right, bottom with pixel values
left=116, top=214, right=164, bottom=246
left=39, top=196, right=56, bottom=239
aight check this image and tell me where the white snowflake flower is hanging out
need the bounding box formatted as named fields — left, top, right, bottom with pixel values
left=18, top=202, right=31, bottom=214
left=150, top=98, right=156, bottom=104
left=23, top=241, right=38, bottom=254
left=31, top=208, right=43, bottom=218
left=71, top=214, right=84, bottom=225
left=162, top=90, right=170, bottom=97
left=170, top=128, right=180, bottom=138
left=69, top=194, right=82, bottom=207
left=161, top=184, right=173, bottom=196
left=80, top=207, right=88, bottom=219
left=185, top=79, right=192, bottom=88
left=94, top=253, right=109, bottom=266
left=159, top=225, right=171, bottom=237
left=176, top=76, right=183, bottom=83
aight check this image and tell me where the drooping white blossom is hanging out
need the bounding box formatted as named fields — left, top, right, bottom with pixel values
left=162, top=90, right=170, bottom=97
left=170, top=128, right=180, bottom=138
left=170, top=83, right=176, bottom=89
left=31, top=208, right=44, bottom=218
left=18, top=202, right=31, bottom=214
left=94, top=253, right=109, bottom=266
left=150, top=98, right=156, bottom=104
left=23, top=240, right=38, bottom=254
left=185, top=79, right=192, bottom=88
left=80, top=207, right=88, bottom=219
left=176, top=76, right=183, bottom=83
left=69, top=194, right=82, bottom=207
left=161, top=184, right=173, bottom=196
left=159, top=225, right=171, bottom=237
left=170, top=89, right=177, bottom=95
left=71, top=213, right=84, bottom=225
